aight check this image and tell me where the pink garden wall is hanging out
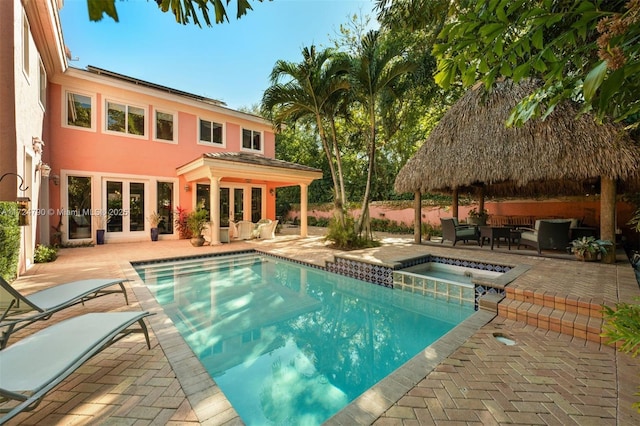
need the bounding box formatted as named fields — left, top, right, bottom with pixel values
left=292, top=197, right=637, bottom=243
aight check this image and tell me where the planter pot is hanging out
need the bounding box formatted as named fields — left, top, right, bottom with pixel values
left=576, top=251, right=598, bottom=262
left=467, top=217, right=487, bottom=226
left=150, top=227, right=159, bottom=242
left=190, top=236, right=205, bottom=247
left=96, top=229, right=105, bottom=245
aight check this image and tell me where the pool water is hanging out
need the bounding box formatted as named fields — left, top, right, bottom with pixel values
left=134, top=253, right=475, bottom=425
left=401, top=262, right=503, bottom=283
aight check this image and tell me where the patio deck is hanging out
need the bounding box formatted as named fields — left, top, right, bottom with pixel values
left=3, top=227, right=640, bottom=425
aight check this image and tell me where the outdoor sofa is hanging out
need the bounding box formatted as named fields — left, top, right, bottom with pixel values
left=518, top=219, right=573, bottom=254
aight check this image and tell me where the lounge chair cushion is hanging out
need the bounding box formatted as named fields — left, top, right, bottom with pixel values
left=24, top=279, right=128, bottom=312
left=0, top=277, right=129, bottom=349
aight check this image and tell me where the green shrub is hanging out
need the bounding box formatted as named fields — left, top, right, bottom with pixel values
left=34, top=244, right=58, bottom=263
left=602, top=300, right=640, bottom=411
left=325, top=215, right=379, bottom=250
left=422, top=222, right=442, bottom=237
left=0, top=201, right=20, bottom=281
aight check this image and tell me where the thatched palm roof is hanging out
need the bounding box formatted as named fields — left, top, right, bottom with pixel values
left=394, top=79, right=640, bottom=195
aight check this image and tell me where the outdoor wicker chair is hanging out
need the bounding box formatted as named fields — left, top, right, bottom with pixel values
left=440, top=218, right=480, bottom=246
left=518, top=219, right=572, bottom=254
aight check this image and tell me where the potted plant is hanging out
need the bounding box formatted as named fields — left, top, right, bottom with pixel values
left=174, top=206, right=191, bottom=239
left=570, top=236, right=612, bottom=261
left=147, top=211, right=161, bottom=242
left=467, top=208, right=489, bottom=226
left=93, top=213, right=111, bottom=245
left=187, top=209, right=208, bottom=247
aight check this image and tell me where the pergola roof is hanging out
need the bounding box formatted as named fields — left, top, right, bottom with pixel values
left=394, top=79, right=640, bottom=196
left=177, top=152, right=323, bottom=186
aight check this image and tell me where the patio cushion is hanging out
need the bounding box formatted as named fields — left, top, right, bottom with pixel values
left=456, top=228, right=477, bottom=238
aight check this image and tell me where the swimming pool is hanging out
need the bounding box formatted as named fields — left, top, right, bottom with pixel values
left=134, top=253, right=475, bottom=425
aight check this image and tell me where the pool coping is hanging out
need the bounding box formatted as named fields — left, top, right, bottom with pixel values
left=325, top=309, right=496, bottom=425
left=122, top=253, right=497, bottom=425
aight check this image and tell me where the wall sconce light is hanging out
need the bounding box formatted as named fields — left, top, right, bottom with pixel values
left=37, top=162, right=51, bottom=178
left=184, top=185, right=191, bottom=192
left=269, top=188, right=275, bottom=196
left=51, top=174, right=60, bottom=186
left=17, top=197, right=30, bottom=226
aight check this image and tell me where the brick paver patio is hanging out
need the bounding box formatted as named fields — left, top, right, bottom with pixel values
left=2, top=228, right=639, bottom=425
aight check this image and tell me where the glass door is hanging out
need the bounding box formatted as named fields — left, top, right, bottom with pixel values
left=220, top=188, right=230, bottom=227
left=251, top=187, right=263, bottom=222
left=233, top=188, right=244, bottom=222
left=157, top=182, right=173, bottom=234
left=67, top=176, right=92, bottom=239
left=106, top=180, right=145, bottom=235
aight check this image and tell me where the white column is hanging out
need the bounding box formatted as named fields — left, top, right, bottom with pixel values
left=209, top=176, right=221, bottom=245
left=300, top=183, right=308, bottom=237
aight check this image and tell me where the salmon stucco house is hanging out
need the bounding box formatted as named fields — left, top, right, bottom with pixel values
left=1, top=0, right=321, bottom=275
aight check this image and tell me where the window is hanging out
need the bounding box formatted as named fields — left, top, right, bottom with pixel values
left=155, top=110, right=174, bottom=142
left=66, top=92, right=93, bottom=129
left=22, top=14, right=30, bottom=77
left=199, top=119, right=223, bottom=144
left=39, top=61, right=46, bottom=108
left=242, top=129, right=261, bottom=151
left=106, top=101, right=145, bottom=136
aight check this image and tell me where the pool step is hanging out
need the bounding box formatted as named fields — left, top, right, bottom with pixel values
left=136, top=253, right=262, bottom=278
left=497, top=289, right=605, bottom=343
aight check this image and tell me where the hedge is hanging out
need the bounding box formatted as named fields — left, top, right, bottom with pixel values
left=0, top=201, right=21, bottom=281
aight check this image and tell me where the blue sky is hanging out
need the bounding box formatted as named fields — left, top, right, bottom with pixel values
left=59, top=0, right=378, bottom=110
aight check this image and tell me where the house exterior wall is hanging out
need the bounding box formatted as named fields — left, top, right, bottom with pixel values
left=1, top=0, right=59, bottom=274
left=46, top=69, right=276, bottom=244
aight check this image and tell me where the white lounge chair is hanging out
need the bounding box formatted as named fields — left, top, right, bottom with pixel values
left=0, top=311, right=152, bottom=424
left=0, top=277, right=129, bottom=348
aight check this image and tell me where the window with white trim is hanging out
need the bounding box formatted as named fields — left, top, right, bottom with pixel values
left=199, top=118, right=223, bottom=145
left=65, top=91, right=94, bottom=129
left=39, top=61, right=46, bottom=108
left=106, top=101, right=146, bottom=136
left=22, top=14, right=30, bottom=77
left=242, top=128, right=262, bottom=151
left=155, top=110, right=175, bottom=142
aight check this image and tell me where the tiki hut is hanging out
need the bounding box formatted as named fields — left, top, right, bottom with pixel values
left=394, top=79, right=640, bottom=261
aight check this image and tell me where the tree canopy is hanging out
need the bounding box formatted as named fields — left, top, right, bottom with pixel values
left=87, top=0, right=266, bottom=26
left=378, top=0, right=640, bottom=129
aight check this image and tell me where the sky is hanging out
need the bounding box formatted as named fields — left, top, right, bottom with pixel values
left=59, top=0, right=378, bottom=110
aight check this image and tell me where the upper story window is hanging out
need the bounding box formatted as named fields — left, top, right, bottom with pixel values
left=199, top=118, right=223, bottom=145
left=22, top=14, right=30, bottom=78
left=65, top=91, right=94, bottom=130
left=242, top=128, right=262, bottom=152
left=155, top=110, right=175, bottom=142
left=106, top=100, right=145, bottom=136
left=39, top=61, right=46, bottom=108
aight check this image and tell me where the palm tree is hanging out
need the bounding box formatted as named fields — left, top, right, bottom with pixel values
left=262, top=46, right=350, bottom=223
left=349, top=30, right=416, bottom=238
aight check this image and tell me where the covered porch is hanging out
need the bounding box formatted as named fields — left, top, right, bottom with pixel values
left=177, top=152, right=323, bottom=244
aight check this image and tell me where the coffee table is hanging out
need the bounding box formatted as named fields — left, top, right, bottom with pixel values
left=479, top=226, right=512, bottom=250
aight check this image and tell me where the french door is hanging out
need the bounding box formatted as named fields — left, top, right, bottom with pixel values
left=196, top=183, right=264, bottom=226
left=105, top=180, right=146, bottom=235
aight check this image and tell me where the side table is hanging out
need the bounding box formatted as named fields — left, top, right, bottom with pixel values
left=479, top=226, right=512, bottom=250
